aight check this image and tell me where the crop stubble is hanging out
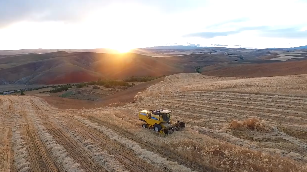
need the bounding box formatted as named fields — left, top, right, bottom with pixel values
left=1, top=73, right=307, bottom=171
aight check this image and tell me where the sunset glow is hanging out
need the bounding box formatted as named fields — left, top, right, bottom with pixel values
left=0, top=0, right=306, bottom=49
left=113, top=47, right=133, bottom=54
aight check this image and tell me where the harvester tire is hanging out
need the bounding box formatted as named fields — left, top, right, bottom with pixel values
left=179, top=122, right=185, bottom=128
left=154, top=124, right=162, bottom=132
left=163, top=128, right=169, bottom=135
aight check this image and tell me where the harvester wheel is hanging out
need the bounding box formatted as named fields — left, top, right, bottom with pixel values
left=163, top=128, right=169, bottom=135
left=154, top=124, right=162, bottom=132
left=142, top=124, right=148, bottom=128
left=179, top=122, right=185, bottom=128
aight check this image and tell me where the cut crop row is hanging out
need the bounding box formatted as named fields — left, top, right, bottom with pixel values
left=74, top=116, right=195, bottom=172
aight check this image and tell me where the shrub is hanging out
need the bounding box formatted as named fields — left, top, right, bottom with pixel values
left=49, top=85, right=72, bottom=93
left=124, top=76, right=159, bottom=82
left=95, top=80, right=131, bottom=88
left=76, top=83, right=87, bottom=88
left=88, top=81, right=96, bottom=85
left=60, top=91, right=73, bottom=98
left=20, top=90, right=25, bottom=95
left=195, top=66, right=202, bottom=73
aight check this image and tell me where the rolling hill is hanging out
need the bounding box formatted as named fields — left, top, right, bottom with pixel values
left=0, top=52, right=186, bottom=85
left=1, top=49, right=307, bottom=85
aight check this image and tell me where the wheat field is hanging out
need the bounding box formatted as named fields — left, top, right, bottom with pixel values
left=1, top=73, right=307, bottom=172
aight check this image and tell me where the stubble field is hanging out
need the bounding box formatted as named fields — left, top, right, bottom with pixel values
left=1, top=73, right=307, bottom=172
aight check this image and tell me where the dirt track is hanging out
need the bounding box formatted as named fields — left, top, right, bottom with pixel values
left=1, top=73, right=307, bottom=172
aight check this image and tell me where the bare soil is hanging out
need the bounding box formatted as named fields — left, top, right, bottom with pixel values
left=40, top=78, right=164, bottom=109
left=202, top=59, right=307, bottom=78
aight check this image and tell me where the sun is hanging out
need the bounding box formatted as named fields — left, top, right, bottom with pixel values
left=115, top=47, right=132, bottom=53
left=110, top=45, right=134, bottom=54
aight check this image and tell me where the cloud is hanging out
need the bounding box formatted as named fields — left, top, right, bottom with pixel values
left=1, top=0, right=307, bottom=49
left=260, top=28, right=307, bottom=39
left=205, top=18, right=249, bottom=29
left=0, top=0, right=92, bottom=27
left=186, top=26, right=267, bottom=38
left=186, top=31, right=238, bottom=38
left=0, top=0, right=208, bottom=28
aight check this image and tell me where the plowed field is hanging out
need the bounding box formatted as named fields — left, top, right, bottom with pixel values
left=1, top=73, right=307, bottom=172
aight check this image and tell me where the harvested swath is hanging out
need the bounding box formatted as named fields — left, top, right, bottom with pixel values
left=53, top=116, right=128, bottom=172
left=12, top=125, right=30, bottom=172
left=0, top=127, right=11, bottom=172
left=79, top=137, right=128, bottom=172
left=75, top=116, right=195, bottom=172
left=31, top=97, right=154, bottom=172
left=26, top=111, right=84, bottom=172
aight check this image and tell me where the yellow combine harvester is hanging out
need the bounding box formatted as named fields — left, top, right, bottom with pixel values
left=138, top=109, right=185, bottom=134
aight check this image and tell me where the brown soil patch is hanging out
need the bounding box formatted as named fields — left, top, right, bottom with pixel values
left=202, top=59, right=307, bottom=78
left=39, top=78, right=164, bottom=109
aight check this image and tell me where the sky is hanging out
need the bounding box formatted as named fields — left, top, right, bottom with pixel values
left=0, top=0, right=307, bottom=50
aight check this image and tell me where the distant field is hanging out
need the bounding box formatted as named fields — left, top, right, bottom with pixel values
left=271, top=52, right=307, bottom=61
left=202, top=59, right=307, bottom=78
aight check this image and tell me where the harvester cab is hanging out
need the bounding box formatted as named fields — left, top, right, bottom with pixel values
left=139, top=109, right=185, bottom=134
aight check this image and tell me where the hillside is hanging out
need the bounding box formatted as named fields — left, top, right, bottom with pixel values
left=1, top=49, right=307, bottom=85
left=0, top=52, right=185, bottom=85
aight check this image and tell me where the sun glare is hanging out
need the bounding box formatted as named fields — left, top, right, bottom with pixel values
left=113, top=47, right=133, bottom=54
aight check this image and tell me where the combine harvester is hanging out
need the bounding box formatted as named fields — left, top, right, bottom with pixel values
left=139, top=109, right=185, bottom=134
